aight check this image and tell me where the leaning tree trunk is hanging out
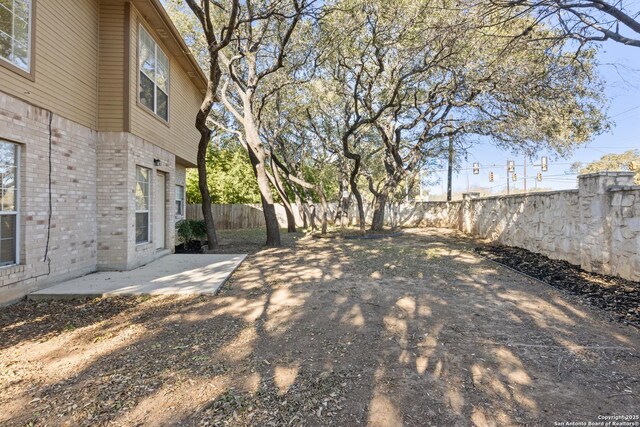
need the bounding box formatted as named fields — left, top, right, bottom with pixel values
left=270, top=163, right=297, bottom=233
left=244, top=114, right=281, bottom=246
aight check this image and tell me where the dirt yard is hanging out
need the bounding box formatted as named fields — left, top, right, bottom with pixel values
left=1, top=228, right=638, bottom=426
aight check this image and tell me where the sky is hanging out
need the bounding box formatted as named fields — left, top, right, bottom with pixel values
left=426, top=40, right=640, bottom=197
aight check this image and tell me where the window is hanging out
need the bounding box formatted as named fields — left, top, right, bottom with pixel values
left=138, top=25, right=169, bottom=121
left=135, top=166, right=150, bottom=244
left=175, top=184, right=184, bottom=217
left=0, top=0, right=32, bottom=72
left=0, top=140, right=18, bottom=266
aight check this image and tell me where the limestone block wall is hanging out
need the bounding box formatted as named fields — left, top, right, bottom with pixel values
left=609, top=185, right=640, bottom=280
left=391, top=201, right=463, bottom=228
left=406, top=172, right=639, bottom=282
left=468, top=190, right=581, bottom=265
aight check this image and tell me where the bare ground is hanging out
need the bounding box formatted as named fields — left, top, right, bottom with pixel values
left=0, top=228, right=638, bottom=426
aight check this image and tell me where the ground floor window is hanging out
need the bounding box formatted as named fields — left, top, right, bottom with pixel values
left=0, top=140, right=18, bottom=266
left=135, top=166, right=150, bottom=244
left=175, top=184, right=184, bottom=217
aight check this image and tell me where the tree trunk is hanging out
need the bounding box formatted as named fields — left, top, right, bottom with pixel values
left=244, top=114, right=281, bottom=246
left=196, top=129, right=218, bottom=247
left=334, top=178, right=349, bottom=226
left=342, top=136, right=366, bottom=232
left=317, top=184, right=330, bottom=235
left=348, top=164, right=365, bottom=232
left=297, top=200, right=308, bottom=229
left=193, top=87, right=218, bottom=248
left=269, top=161, right=297, bottom=233
left=298, top=189, right=318, bottom=231
left=350, top=179, right=365, bottom=232
left=370, top=191, right=388, bottom=231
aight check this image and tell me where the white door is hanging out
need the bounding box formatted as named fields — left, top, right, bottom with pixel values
left=155, top=173, right=166, bottom=249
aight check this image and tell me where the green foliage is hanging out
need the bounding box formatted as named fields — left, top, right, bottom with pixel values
left=176, top=219, right=193, bottom=242
left=175, top=219, right=207, bottom=243
left=572, top=150, right=640, bottom=183
left=186, top=138, right=262, bottom=204
left=189, top=219, right=207, bottom=240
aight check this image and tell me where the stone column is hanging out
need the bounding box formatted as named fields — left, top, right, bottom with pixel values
left=460, top=192, right=480, bottom=234
left=578, top=172, right=635, bottom=275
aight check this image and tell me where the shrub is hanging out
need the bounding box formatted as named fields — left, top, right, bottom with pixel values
left=175, top=219, right=207, bottom=243
left=176, top=219, right=193, bottom=243
left=189, top=219, right=207, bottom=241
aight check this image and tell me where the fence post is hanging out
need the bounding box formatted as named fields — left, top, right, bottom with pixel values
left=578, top=172, right=635, bottom=275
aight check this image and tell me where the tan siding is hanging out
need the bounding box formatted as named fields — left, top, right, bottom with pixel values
left=97, top=2, right=125, bottom=131
left=0, top=0, right=99, bottom=129
left=128, top=6, right=201, bottom=165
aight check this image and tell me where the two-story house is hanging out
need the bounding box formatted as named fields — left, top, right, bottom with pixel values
left=0, top=0, right=206, bottom=304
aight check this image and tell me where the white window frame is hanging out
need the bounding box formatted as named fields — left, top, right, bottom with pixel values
left=0, top=140, right=20, bottom=267
left=135, top=165, right=151, bottom=245
left=175, top=184, right=185, bottom=218
left=0, top=0, right=33, bottom=73
left=138, top=25, right=169, bottom=122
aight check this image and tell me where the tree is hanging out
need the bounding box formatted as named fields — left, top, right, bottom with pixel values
left=572, top=149, right=640, bottom=182
left=315, top=0, right=607, bottom=230
left=182, top=0, right=240, bottom=248
left=215, top=0, right=309, bottom=246
left=488, top=0, right=640, bottom=47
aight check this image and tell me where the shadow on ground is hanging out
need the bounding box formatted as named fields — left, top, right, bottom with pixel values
left=1, top=228, right=638, bottom=426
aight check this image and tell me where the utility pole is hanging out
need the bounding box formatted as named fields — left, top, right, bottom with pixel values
left=447, top=133, right=454, bottom=201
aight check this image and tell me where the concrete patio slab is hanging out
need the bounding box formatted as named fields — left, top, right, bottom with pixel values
left=29, top=254, right=246, bottom=299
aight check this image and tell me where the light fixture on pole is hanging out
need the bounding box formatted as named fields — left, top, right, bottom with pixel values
left=473, top=162, right=479, bottom=174
left=507, top=160, right=515, bottom=172
left=541, top=156, right=548, bottom=172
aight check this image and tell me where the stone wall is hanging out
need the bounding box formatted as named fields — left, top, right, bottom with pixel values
left=467, top=190, right=581, bottom=265
left=402, top=172, right=639, bottom=282
left=608, top=185, right=640, bottom=280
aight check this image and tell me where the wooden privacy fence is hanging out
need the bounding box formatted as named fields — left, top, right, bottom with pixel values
left=186, top=204, right=271, bottom=229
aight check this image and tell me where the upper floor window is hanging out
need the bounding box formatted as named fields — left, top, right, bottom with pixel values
left=139, top=25, right=169, bottom=121
left=0, top=0, right=32, bottom=72
left=0, top=140, right=18, bottom=267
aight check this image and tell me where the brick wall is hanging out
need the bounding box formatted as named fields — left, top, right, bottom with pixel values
left=0, top=91, right=188, bottom=304
left=0, top=92, right=97, bottom=303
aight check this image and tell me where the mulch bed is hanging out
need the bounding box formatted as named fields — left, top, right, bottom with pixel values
left=174, top=241, right=203, bottom=254
left=474, top=245, right=640, bottom=328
